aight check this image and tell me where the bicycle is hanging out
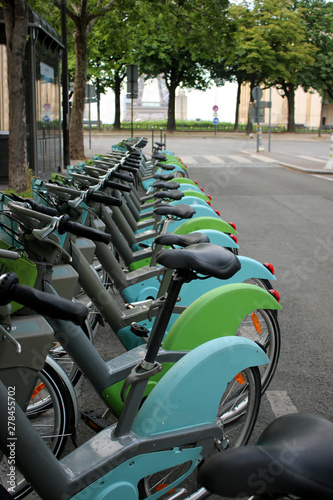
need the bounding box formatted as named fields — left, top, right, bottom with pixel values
left=0, top=261, right=88, bottom=498
left=2, top=199, right=281, bottom=395
left=198, top=411, right=333, bottom=499
left=0, top=241, right=268, bottom=499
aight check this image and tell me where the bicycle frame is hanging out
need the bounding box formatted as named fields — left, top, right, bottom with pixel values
left=0, top=335, right=268, bottom=500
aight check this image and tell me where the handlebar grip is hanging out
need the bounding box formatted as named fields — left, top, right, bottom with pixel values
left=111, top=172, right=134, bottom=183
left=27, top=200, right=59, bottom=216
left=119, top=165, right=137, bottom=173
left=85, top=189, right=123, bottom=207
left=123, top=160, right=140, bottom=168
left=0, top=273, right=88, bottom=326
left=57, top=215, right=111, bottom=244
left=103, top=180, right=132, bottom=192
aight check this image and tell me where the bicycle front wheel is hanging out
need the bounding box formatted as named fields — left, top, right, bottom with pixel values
left=138, top=366, right=261, bottom=499
left=0, top=361, right=76, bottom=499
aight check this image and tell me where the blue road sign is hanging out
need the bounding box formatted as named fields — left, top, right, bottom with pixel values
left=213, top=117, right=219, bottom=125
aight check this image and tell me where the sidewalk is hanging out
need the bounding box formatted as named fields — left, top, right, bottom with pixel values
left=243, top=149, right=333, bottom=174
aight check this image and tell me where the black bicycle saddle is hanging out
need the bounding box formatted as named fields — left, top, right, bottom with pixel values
left=198, top=412, right=333, bottom=500
left=153, top=173, right=174, bottom=181
left=156, top=243, right=240, bottom=280
left=156, top=162, right=174, bottom=171
left=153, top=190, right=184, bottom=201
left=152, top=152, right=167, bottom=161
left=153, top=232, right=210, bottom=248
left=153, top=203, right=195, bottom=219
left=153, top=180, right=180, bottom=190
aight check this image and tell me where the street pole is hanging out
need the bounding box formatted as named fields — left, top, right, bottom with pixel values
left=268, top=87, right=272, bottom=152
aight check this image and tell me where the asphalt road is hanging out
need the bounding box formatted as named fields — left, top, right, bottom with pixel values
left=26, top=134, right=333, bottom=499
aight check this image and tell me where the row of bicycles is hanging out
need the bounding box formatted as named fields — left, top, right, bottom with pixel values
left=0, top=137, right=331, bottom=500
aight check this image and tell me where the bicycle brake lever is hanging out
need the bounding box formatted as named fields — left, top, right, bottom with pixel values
left=68, top=192, right=85, bottom=208
left=0, top=324, right=22, bottom=354
left=32, top=217, right=59, bottom=240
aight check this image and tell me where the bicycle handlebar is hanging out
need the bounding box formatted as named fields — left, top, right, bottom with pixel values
left=85, top=189, right=123, bottom=207
left=111, top=172, right=134, bottom=183
left=103, top=180, right=132, bottom=192
left=26, top=200, right=59, bottom=217
left=57, top=215, right=111, bottom=244
left=0, top=273, right=88, bottom=326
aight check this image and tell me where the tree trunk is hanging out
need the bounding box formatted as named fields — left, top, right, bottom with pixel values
left=113, top=73, right=122, bottom=130
left=3, top=0, right=29, bottom=192
left=69, top=25, right=87, bottom=159
left=167, top=81, right=177, bottom=133
left=286, top=83, right=295, bottom=133
left=233, top=79, right=242, bottom=132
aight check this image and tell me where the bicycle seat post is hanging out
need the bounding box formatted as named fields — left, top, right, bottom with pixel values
left=114, top=268, right=194, bottom=438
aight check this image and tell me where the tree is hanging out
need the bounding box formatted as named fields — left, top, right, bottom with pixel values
left=248, top=0, right=315, bottom=132
left=87, top=4, right=135, bottom=130
left=215, top=0, right=315, bottom=133
left=298, top=0, right=333, bottom=132
left=133, top=0, right=229, bottom=132
left=1, top=0, right=29, bottom=192
left=49, top=0, right=123, bottom=159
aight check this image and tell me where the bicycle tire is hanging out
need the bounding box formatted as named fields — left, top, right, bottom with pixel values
left=138, top=366, right=261, bottom=499
left=0, top=361, right=76, bottom=499
left=236, top=308, right=280, bottom=393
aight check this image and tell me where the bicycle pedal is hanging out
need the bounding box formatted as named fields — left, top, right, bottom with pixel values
left=130, top=322, right=150, bottom=337
left=96, top=313, right=105, bottom=327
left=81, top=410, right=109, bottom=432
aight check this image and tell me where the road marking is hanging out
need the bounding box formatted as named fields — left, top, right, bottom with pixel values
left=248, top=154, right=277, bottom=163
left=227, top=155, right=252, bottom=164
left=266, top=390, right=298, bottom=418
left=298, top=155, right=326, bottom=163
left=180, top=156, right=198, bottom=165
left=203, top=155, right=225, bottom=164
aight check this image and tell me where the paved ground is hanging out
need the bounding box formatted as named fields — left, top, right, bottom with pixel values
left=81, top=131, right=333, bottom=176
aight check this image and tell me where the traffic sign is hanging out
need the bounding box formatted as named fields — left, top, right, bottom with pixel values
left=252, top=86, right=263, bottom=101
left=213, top=117, right=219, bottom=125
left=212, top=105, right=219, bottom=112
left=261, top=101, right=272, bottom=108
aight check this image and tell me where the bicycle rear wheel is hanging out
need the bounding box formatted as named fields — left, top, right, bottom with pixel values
left=236, top=308, right=280, bottom=393
left=138, top=366, right=261, bottom=499
left=0, top=361, right=76, bottom=499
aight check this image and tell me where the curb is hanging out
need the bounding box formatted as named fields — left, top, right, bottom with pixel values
left=276, top=162, right=333, bottom=175
left=242, top=150, right=333, bottom=175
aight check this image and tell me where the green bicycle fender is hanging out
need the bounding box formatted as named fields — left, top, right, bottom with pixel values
left=163, top=283, right=281, bottom=351
left=183, top=190, right=211, bottom=202
left=172, top=216, right=237, bottom=235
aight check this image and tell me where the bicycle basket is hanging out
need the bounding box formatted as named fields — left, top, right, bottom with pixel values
left=0, top=240, right=37, bottom=313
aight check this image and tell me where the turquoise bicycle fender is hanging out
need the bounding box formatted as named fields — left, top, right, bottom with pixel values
left=70, top=447, right=202, bottom=500
left=133, top=336, right=268, bottom=437
left=162, top=283, right=281, bottom=351
left=175, top=183, right=203, bottom=193
left=171, top=196, right=212, bottom=208
left=121, top=254, right=270, bottom=306
left=190, top=229, right=238, bottom=248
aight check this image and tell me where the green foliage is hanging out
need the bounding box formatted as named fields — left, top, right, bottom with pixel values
left=298, top=0, right=333, bottom=101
